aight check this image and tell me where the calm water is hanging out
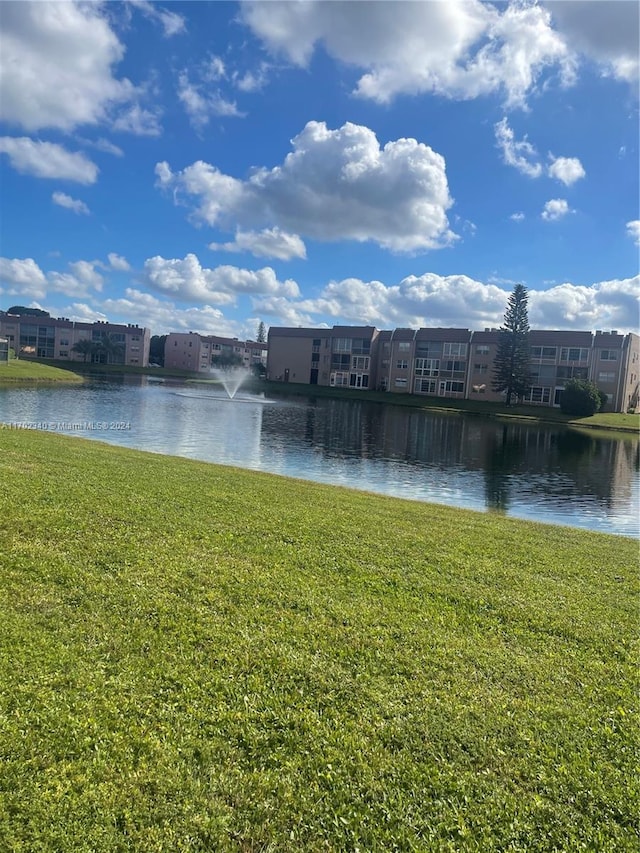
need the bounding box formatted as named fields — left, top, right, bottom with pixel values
left=1, top=376, right=638, bottom=536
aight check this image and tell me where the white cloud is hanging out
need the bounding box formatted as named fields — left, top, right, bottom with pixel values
left=241, top=0, right=573, bottom=108
left=548, top=155, right=585, bottom=186
left=111, top=104, right=162, bottom=137
left=52, top=191, right=90, bottom=216
left=494, top=118, right=542, bottom=178
left=128, top=0, right=186, bottom=38
left=626, top=220, right=640, bottom=247
left=0, top=257, right=47, bottom=299
left=77, top=137, right=124, bottom=157
left=529, top=276, right=640, bottom=332
left=141, top=254, right=300, bottom=304
left=233, top=63, right=270, bottom=93
left=0, top=137, right=99, bottom=184
left=97, top=289, right=234, bottom=336
left=157, top=120, right=456, bottom=253
left=48, top=260, right=104, bottom=298
left=0, top=1, right=136, bottom=133
left=541, top=198, right=573, bottom=221
left=510, top=212, right=525, bottom=222
left=549, top=0, right=639, bottom=84
left=107, top=253, right=131, bottom=272
left=209, top=228, right=307, bottom=261
left=177, top=71, right=244, bottom=130
left=252, top=271, right=640, bottom=335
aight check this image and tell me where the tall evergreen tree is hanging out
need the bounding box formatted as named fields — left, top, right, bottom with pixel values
left=491, top=283, right=532, bottom=406
left=256, top=321, right=267, bottom=343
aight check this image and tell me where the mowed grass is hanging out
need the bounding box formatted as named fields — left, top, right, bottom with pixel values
left=0, top=361, right=83, bottom=384
left=0, top=430, right=637, bottom=852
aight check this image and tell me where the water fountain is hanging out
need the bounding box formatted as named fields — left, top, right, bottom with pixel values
left=209, top=366, right=252, bottom=400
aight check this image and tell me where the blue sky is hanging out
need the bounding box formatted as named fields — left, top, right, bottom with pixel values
left=0, top=0, right=638, bottom=338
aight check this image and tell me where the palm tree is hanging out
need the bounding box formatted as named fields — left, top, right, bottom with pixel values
left=71, top=338, right=97, bottom=363
left=96, top=333, right=125, bottom=365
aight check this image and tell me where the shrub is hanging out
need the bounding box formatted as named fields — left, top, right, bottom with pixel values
left=560, top=378, right=602, bottom=417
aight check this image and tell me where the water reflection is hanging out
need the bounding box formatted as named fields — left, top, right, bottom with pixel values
left=0, top=378, right=637, bottom=536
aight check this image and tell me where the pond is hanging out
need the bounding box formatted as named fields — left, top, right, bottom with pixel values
left=1, top=376, right=638, bottom=537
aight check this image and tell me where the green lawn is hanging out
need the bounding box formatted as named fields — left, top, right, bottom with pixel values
left=0, top=360, right=83, bottom=384
left=0, top=430, right=638, bottom=851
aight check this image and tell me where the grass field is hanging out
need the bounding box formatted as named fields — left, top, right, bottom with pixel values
left=0, top=360, right=83, bottom=384
left=0, top=430, right=638, bottom=851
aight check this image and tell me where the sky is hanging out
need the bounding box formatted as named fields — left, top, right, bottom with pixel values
left=0, top=0, right=638, bottom=340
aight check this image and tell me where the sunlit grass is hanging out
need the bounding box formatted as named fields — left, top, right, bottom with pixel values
left=0, top=360, right=83, bottom=384
left=1, top=430, right=638, bottom=851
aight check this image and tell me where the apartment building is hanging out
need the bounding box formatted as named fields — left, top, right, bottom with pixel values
left=164, top=332, right=268, bottom=373
left=0, top=336, right=8, bottom=362
left=0, top=312, right=150, bottom=366
left=267, top=324, right=640, bottom=413
left=267, top=326, right=379, bottom=389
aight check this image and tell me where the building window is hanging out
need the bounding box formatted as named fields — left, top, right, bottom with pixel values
left=330, top=371, right=349, bottom=387
left=394, top=378, right=408, bottom=388
left=415, top=358, right=439, bottom=377
left=439, top=380, right=465, bottom=394
left=598, top=372, right=616, bottom=383
left=600, top=350, right=618, bottom=361
left=351, top=355, right=370, bottom=370
left=443, top=342, right=467, bottom=357
left=351, top=338, right=370, bottom=355
left=331, top=353, right=351, bottom=369
left=349, top=373, right=369, bottom=388
left=475, top=345, right=490, bottom=355
left=560, top=347, right=589, bottom=362
left=444, top=360, right=465, bottom=373
left=416, top=378, right=437, bottom=393
left=531, top=346, right=557, bottom=359
left=332, top=338, right=352, bottom=353
left=59, top=338, right=69, bottom=346
left=397, top=341, right=411, bottom=352
left=556, top=366, right=588, bottom=380
left=524, top=386, right=551, bottom=403
left=311, top=353, right=319, bottom=364
left=396, top=359, right=408, bottom=370
left=59, top=350, right=68, bottom=357
left=474, top=363, right=488, bottom=374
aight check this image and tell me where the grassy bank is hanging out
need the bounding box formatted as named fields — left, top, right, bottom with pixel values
left=0, top=360, right=83, bottom=384
left=0, top=430, right=637, bottom=851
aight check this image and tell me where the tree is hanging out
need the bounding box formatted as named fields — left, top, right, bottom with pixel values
left=256, top=321, right=267, bottom=343
left=559, top=378, right=601, bottom=417
left=491, top=283, right=532, bottom=406
left=6, top=306, right=50, bottom=317
left=211, top=353, right=243, bottom=369
left=149, top=334, right=167, bottom=366
left=71, top=338, right=97, bottom=363
left=95, top=332, right=125, bottom=365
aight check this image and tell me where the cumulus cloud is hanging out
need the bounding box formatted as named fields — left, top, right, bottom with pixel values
left=48, top=260, right=104, bottom=297
left=241, top=0, right=573, bottom=108
left=141, top=254, right=300, bottom=304
left=548, top=155, right=585, bottom=186
left=209, top=228, right=307, bottom=261
left=251, top=271, right=640, bottom=335
left=177, top=71, right=244, bottom=130
left=541, top=198, right=573, bottom=221
left=0, top=257, right=47, bottom=299
left=111, top=104, right=162, bottom=137
left=76, top=136, right=124, bottom=157
left=494, top=118, right=542, bottom=178
left=98, top=289, right=233, bottom=336
left=107, top=253, right=131, bottom=271
left=549, top=0, right=639, bottom=84
left=52, top=191, right=90, bottom=215
left=0, top=1, right=136, bottom=133
left=156, top=120, right=456, bottom=253
left=510, top=212, right=525, bottom=222
left=0, top=137, right=99, bottom=184
left=626, top=220, right=640, bottom=247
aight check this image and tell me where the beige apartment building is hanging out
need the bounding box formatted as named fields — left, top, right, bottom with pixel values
left=164, top=332, right=268, bottom=373
left=0, top=312, right=150, bottom=366
left=267, top=325, right=640, bottom=413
